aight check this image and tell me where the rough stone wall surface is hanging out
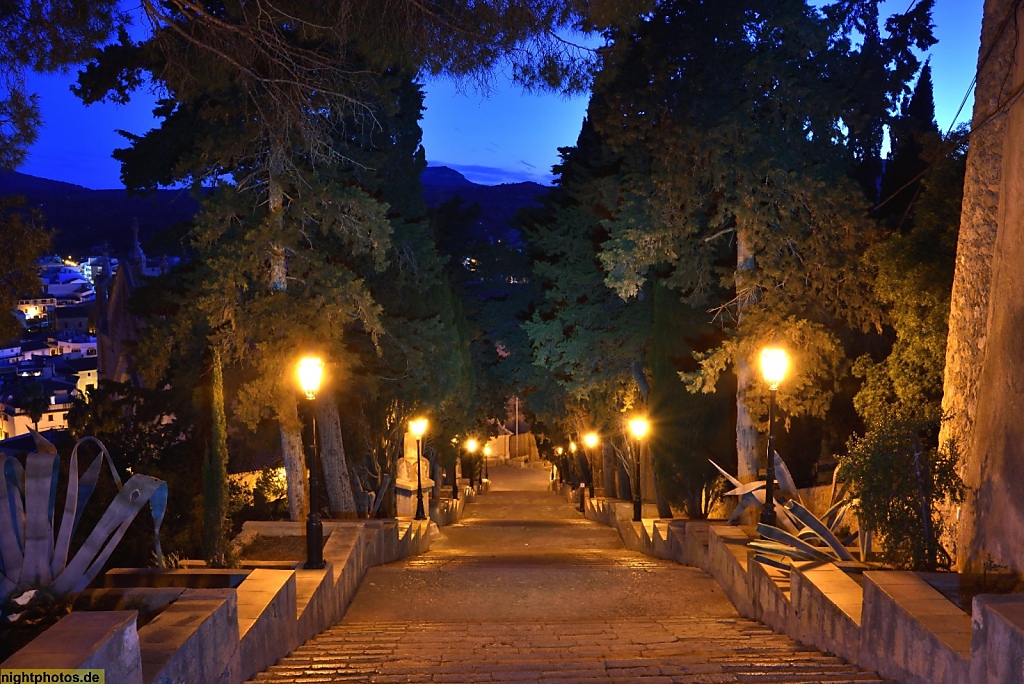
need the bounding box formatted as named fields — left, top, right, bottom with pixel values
left=941, top=0, right=1021, bottom=571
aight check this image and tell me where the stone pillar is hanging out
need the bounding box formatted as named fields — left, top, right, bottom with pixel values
left=943, top=0, right=1024, bottom=572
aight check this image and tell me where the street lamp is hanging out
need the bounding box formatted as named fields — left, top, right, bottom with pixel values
left=628, top=418, right=649, bottom=522
left=483, top=443, right=491, bottom=480
left=584, top=432, right=599, bottom=497
left=463, top=438, right=478, bottom=499
left=297, top=356, right=326, bottom=570
left=410, top=418, right=428, bottom=520
left=759, top=347, right=789, bottom=527
left=570, top=441, right=585, bottom=512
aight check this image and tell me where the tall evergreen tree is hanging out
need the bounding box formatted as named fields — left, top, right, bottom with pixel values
left=854, top=129, right=967, bottom=428
left=582, top=0, right=935, bottom=478
left=203, top=346, right=229, bottom=566
left=878, top=61, right=941, bottom=226
left=0, top=198, right=49, bottom=341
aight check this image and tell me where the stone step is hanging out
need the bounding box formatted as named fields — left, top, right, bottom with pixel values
left=250, top=618, right=891, bottom=683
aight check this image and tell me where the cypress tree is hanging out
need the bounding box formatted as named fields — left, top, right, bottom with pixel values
left=203, top=346, right=229, bottom=567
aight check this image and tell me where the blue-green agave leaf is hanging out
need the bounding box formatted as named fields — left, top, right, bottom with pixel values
left=755, top=523, right=835, bottom=562
left=783, top=500, right=854, bottom=561
left=51, top=474, right=166, bottom=595
left=21, top=452, right=59, bottom=587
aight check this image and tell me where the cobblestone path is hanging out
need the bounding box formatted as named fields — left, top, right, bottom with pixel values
left=251, top=465, right=891, bottom=683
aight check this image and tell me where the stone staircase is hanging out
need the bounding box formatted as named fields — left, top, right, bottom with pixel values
left=247, top=473, right=892, bottom=684
left=250, top=615, right=893, bottom=683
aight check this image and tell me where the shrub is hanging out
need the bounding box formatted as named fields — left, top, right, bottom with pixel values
left=841, top=410, right=962, bottom=570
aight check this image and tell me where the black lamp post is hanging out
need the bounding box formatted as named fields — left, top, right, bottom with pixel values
left=584, top=432, right=599, bottom=498
left=628, top=418, right=649, bottom=522
left=759, top=347, right=789, bottom=527
left=461, top=438, right=478, bottom=499
left=483, top=444, right=490, bottom=481
left=411, top=418, right=428, bottom=520
left=297, top=357, right=326, bottom=570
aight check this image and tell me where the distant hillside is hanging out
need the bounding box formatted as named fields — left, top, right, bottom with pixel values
left=0, top=170, right=199, bottom=256
left=0, top=167, right=550, bottom=256
left=422, top=166, right=549, bottom=244
left=422, top=166, right=475, bottom=187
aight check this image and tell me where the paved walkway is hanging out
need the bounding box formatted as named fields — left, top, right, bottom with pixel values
left=251, top=465, right=890, bottom=683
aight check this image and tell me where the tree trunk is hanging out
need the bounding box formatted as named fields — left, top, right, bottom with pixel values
left=316, top=394, right=357, bottom=515
left=616, top=451, right=631, bottom=500
left=735, top=229, right=760, bottom=480
left=281, top=396, right=307, bottom=521
left=735, top=359, right=760, bottom=480
left=264, top=165, right=310, bottom=521
left=653, top=467, right=673, bottom=519
left=432, top=459, right=441, bottom=500
left=267, top=168, right=287, bottom=290
left=603, top=442, right=617, bottom=498
left=202, top=347, right=229, bottom=566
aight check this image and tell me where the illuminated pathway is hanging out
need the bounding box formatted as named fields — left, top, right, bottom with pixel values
left=250, top=465, right=890, bottom=683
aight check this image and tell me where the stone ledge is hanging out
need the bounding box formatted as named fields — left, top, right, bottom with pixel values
left=236, top=569, right=296, bottom=682
left=583, top=495, right=978, bottom=684
left=750, top=555, right=791, bottom=631
left=3, top=609, right=142, bottom=683
left=790, top=560, right=862, bottom=663
left=5, top=511, right=451, bottom=684
left=708, top=524, right=755, bottom=618
left=139, top=589, right=239, bottom=684
left=971, top=594, right=1024, bottom=684
left=105, top=568, right=250, bottom=589
left=861, top=571, right=970, bottom=684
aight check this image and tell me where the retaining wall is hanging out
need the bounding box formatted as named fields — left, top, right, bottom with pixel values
left=581, top=493, right=1023, bottom=684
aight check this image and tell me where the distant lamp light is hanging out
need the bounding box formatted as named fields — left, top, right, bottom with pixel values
left=295, top=356, right=325, bottom=569
left=760, top=347, right=789, bottom=390
left=410, top=418, right=428, bottom=438
left=760, top=346, right=789, bottom=527
left=297, top=357, right=324, bottom=400
left=466, top=438, right=479, bottom=453
left=556, top=446, right=564, bottom=456
left=628, top=417, right=649, bottom=522
left=628, top=418, right=649, bottom=440
left=569, top=441, right=577, bottom=453
left=410, top=418, right=428, bottom=520
left=584, top=432, right=599, bottom=449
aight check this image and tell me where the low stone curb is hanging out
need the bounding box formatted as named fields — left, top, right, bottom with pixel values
left=580, top=493, right=1024, bottom=684
left=4, top=488, right=474, bottom=683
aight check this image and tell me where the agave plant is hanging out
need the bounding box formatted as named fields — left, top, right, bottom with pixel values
left=0, top=432, right=167, bottom=620
left=710, top=457, right=869, bottom=573
left=751, top=464, right=871, bottom=573
left=710, top=453, right=804, bottom=533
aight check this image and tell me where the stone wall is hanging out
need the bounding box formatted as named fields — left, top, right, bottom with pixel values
left=944, top=0, right=1024, bottom=572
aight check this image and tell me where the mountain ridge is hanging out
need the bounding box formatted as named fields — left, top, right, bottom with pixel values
left=0, top=167, right=549, bottom=255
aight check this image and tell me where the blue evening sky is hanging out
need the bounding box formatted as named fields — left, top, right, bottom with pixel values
left=18, top=0, right=983, bottom=189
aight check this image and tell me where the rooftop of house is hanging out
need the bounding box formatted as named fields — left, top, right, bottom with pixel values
left=57, top=356, right=98, bottom=373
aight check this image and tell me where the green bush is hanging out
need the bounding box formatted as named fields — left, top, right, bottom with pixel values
left=841, top=410, right=962, bottom=570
